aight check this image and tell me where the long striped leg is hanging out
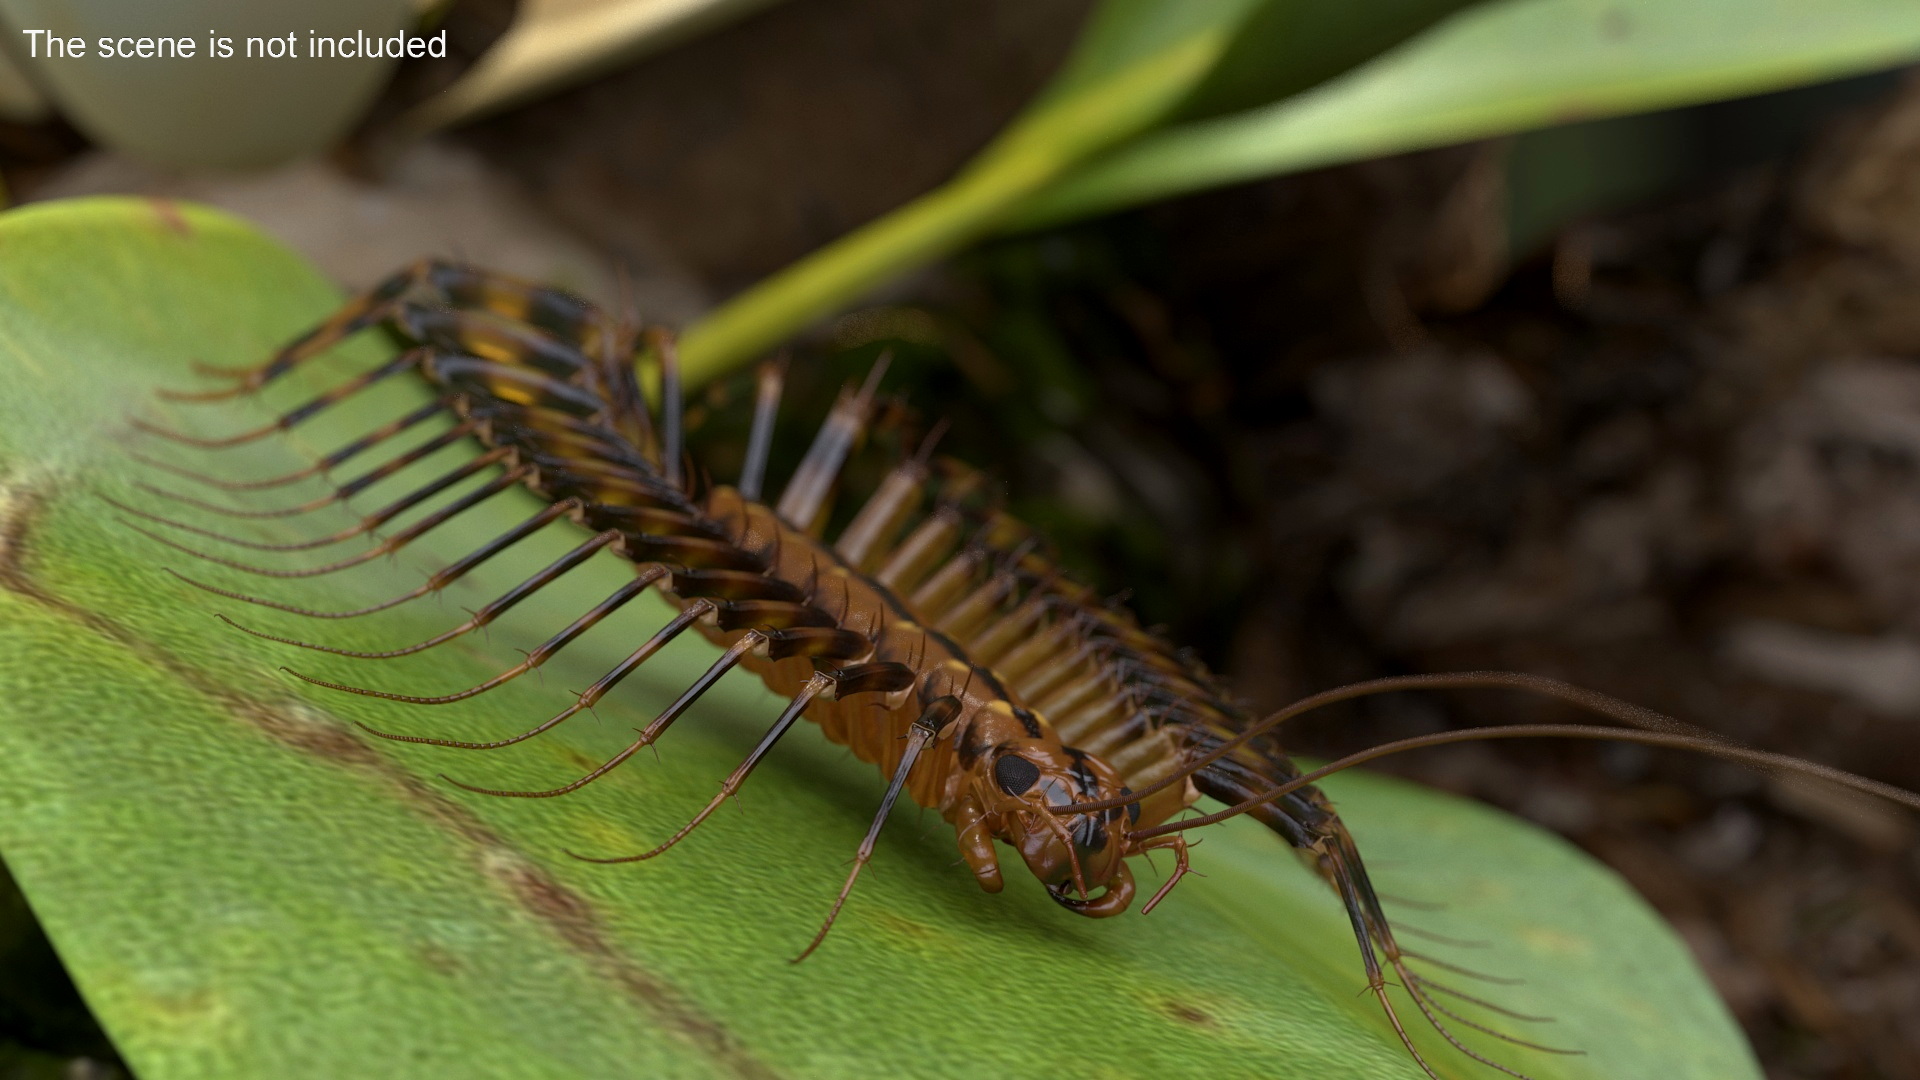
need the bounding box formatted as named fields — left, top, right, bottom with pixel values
left=569, top=671, right=835, bottom=863
left=1332, top=831, right=1576, bottom=1076
left=157, top=261, right=439, bottom=401
left=775, top=355, right=889, bottom=532
left=791, top=695, right=946, bottom=963
left=165, top=499, right=581, bottom=618
left=135, top=420, right=475, bottom=521
left=442, top=630, right=764, bottom=798
left=223, top=531, right=627, bottom=658
left=144, top=346, right=434, bottom=446
left=284, top=574, right=657, bottom=705
left=358, top=598, right=715, bottom=750
left=117, top=463, right=523, bottom=581
left=129, top=400, right=448, bottom=493
left=110, top=448, right=512, bottom=553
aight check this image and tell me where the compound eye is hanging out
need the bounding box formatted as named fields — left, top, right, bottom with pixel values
left=993, top=754, right=1042, bottom=796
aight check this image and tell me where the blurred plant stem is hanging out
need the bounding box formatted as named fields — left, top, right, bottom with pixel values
left=677, top=29, right=1228, bottom=384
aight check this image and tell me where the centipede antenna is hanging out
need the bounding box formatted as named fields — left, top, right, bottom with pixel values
left=1124, top=723, right=1920, bottom=842
left=569, top=672, right=833, bottom=863
left=443, top=632, right=761, bottom=798
left=220, top=534, right=636, bottom=660
left=1050, top=670, right=1887, bottom=818
left=738, top=355, right=787, bottom=502
left=359, top=599, right=714, bottom=750
left=775, top=352, right=891, bottom=531
left=792, top=703, right=938, bottom=963
left=283, top=576, right=655, bottom=705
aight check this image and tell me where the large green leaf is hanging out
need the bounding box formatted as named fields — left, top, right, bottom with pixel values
left=0, top=197, right=1758, bottom=1079
left=1012, top=0, right=1920, bottom=228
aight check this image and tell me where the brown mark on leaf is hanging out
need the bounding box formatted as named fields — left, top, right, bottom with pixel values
left=0, top=469, right=783, bottom=1080
left=1157, top=999, right=1215, bottom=1028
left=148, top=198, right=191, bottom=236
left=414, top=942, right=463, bottom=977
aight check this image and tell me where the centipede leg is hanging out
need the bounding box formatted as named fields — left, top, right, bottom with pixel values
left=651, top=330, right=684, bottom=489
left=111, top=447, right=512, bottom=554
left=1135, top=835, right=1192, bottom=916
left=284, top=574, right=657, bottom=705
left=442, top=629, right=762, bottom=798
left=1323, top=843, right=1445, bottom=1080
left=791, top=697, right=942, bottom=963
left=223, top=530, right=627, bottom=659
left=135, top=418, right=475, bottom=522
left=1329, top=831, right=1569, bottom=1078
left=161, top=495, right=579, bottom=607
left=360, top=598, right=714, bottom=750
left=569, top=671, right=834, bottom=863
left=737, top=357, right=786, bottom=502
left=163, top=261, right=437, bottom=400
left=128, top=399, right=449, bottom=493
left=775, top=355, right=889, bottom=532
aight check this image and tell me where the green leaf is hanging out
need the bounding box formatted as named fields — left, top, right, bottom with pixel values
left=1013, top=0, right=1920, bottom=228
left=1172, top=0, right=1479, bottom=120
left=679, top=0, right=1494, bottom=385
left=0, top=197, right=1757, bottom=1079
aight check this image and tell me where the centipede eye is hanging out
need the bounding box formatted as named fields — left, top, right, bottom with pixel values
left=993, top=754, right=1041, bottom=796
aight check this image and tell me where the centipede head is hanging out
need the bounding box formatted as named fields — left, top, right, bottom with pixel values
left=972, top=736, right=1137, bottom=917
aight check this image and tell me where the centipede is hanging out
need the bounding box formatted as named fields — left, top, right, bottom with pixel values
left=118, top=258, right=1920, bottom=1079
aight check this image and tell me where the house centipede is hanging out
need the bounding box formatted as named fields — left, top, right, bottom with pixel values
left=119, top=259, right=1920, bottom=1079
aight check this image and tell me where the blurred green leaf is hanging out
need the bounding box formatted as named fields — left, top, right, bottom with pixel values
left=1173, top=0, right=1477, bottom=120
left=1013, top=0, right=1920, bottom=228
left=680, top=0, right=1495, bottom=384
left=0, top=197, right=1757, bottom=1079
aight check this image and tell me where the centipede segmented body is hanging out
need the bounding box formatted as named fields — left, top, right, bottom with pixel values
left=122, top=259, right=1920, bottom=1079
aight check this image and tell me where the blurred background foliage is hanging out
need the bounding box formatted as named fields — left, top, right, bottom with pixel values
left=4, top=0, right=1920, bottom=1076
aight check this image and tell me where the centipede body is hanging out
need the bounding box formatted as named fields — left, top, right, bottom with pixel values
left=122, top=257, right=1920, bottom=1080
